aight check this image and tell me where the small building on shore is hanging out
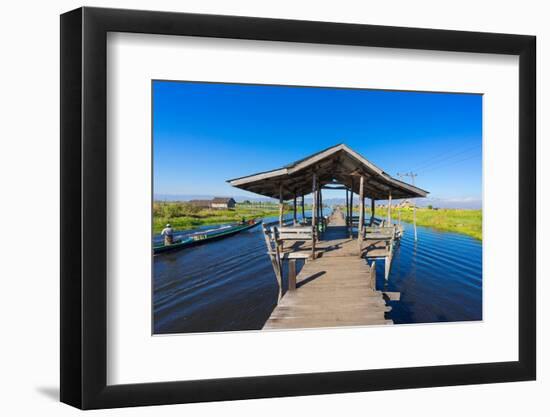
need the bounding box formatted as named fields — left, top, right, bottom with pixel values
left=211, top=197, right=236, bottom=209
left=188, top=197, right=237, bottom=209
left=188, top=199, right=212, bottom=209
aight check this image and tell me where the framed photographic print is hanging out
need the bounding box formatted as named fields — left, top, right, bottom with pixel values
left=60, top=6, right=536, bottom=409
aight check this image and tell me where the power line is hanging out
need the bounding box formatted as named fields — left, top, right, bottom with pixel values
left=408, top=144, right=480, bottom=173
left=416, top=152, right=479, bottom=175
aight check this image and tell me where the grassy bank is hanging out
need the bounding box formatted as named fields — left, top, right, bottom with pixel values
left=153, top=201, right=290, bottom=234
left=369, top=207, right=482, bottom=241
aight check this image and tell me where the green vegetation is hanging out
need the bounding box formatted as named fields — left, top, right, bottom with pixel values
left=365, top=207, right=482, bottom=241
left=153, top=201, right=290, bottom=234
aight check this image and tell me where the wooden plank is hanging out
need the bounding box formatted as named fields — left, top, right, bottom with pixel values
left=383, top=291, right=401, bottom=301
left=282, top=252, right=311, bottom=260
left=279, top=234, right=314, bottom=240
left=279, top=226, right=313, bottom=232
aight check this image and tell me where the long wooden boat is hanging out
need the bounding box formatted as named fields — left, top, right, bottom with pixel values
left=153, top=220, right=262, bottom=255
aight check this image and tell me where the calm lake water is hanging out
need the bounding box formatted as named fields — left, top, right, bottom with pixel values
left=153, top=211, right=482, bottom=334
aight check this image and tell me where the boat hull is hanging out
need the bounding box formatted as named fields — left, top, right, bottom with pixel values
left=153, top=221, right=261, bottom=255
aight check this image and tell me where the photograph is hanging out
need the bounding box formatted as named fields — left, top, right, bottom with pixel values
left=152, top=80, right=483, bottom=335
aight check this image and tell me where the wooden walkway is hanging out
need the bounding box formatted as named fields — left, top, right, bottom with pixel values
left=263, top=208, right=395, bottom=330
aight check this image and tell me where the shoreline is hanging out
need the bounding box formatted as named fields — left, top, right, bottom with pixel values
left=365, top=207, right=482, bottom=241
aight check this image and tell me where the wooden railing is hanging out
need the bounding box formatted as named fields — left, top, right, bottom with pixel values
left=276, top=226, right=314, bottom=243
left=347, top=215, right=383, bottom=227
left=262, top=223, right=315, bottom=303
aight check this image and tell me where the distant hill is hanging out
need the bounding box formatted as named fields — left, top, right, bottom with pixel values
left=154, top=194, right=481, bottom=209
left=154, top=194, right=277, bottom=203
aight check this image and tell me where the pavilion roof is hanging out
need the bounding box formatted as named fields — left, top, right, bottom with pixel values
left=227, top=144, right=429, bottom=200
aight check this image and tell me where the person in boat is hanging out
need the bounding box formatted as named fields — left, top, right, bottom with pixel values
left=161, top=223, right=174, bottom=245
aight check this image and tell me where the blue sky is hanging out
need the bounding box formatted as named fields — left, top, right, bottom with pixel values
left=153, top=81, right=482, bottom=208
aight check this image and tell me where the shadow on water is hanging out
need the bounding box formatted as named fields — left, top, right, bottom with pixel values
left=153, top=212, right=482, bottom=334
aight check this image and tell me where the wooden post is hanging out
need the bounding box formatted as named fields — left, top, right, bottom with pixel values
left=385, top=237, right=394, bottom=280
left=288, top=259, right=296, bottom=291
left=279, top=184, right=284, bottom=228
left=346, top=188, right=349, bottom=227
left=316, top=186, right=320, bottom=226
left=349, top=178, right=354, bottom=238
left=301, top=194, right=305, bottom=222
left=362, top=196, right=366, bottom=229
left=262, top=225, right=283, bottom=301
left=319, top=186, right=323, bottom=231
left=293, top=193, right=297, bottom=225
left=358, top=176, right=365, bottom=255
left=311, top=174, right=317, bottom=258
left=369, top=261, right=376, bottom=290
left=370, top=198, right=375, bottom=226
left=387, top=191, right=392, bottom=225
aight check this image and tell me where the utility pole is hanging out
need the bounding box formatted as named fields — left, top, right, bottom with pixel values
left=397, top=172, right=418, bottom=241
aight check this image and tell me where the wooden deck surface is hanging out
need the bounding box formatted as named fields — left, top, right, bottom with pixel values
left=263, top=208, right=393, bottom=330
left=280, top=229, right=390, bottom=259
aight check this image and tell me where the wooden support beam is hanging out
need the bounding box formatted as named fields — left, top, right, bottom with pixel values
left=322, top=185, right=348, bottom=190
left=293, top=194, right=297, bottom=225
left=311, top=173, right=317, bottom=258
left=370, top=261, right=376, bottom=290
left=316, top=185, right=320, bottom=222
left=358, top=176, right=365, bottom=256
left=288, top=259, right=296, bottom=291
left=262, top=225, right=283, bottom=302
left=362, top=196, right=366, bottom=229
left=279, top=184, right=284, bottom=227
left=349, top=178, right=354, bottom=238
left=370, top=198, right=375, bottom=226
left=387, top=191, right=392, bottom=225
left=346, top=188, right=349, bottom=227
left=319, top=186, right=323, bottom=230
left=384, top=237, right=394, bottom=280
left=301, top=194, right=305, bottom=221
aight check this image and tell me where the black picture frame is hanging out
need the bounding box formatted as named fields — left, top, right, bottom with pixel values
left=60, top=6, right=536, bottom=410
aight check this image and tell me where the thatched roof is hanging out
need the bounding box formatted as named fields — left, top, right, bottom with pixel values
left=227, top=144, right=428, bottom=200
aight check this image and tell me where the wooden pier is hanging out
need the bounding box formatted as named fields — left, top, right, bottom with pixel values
left=263, top=208, right=395, bottom=330
left=227, top=144, right=427, bottom=330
